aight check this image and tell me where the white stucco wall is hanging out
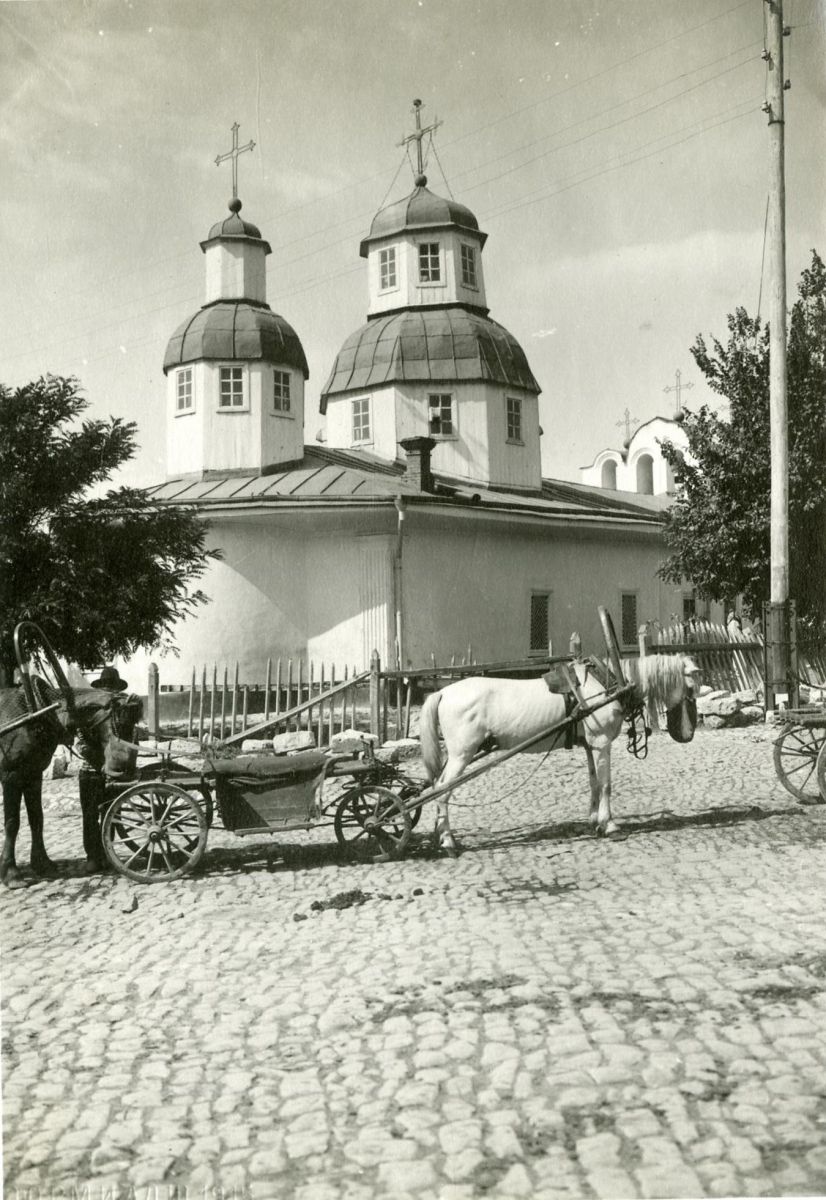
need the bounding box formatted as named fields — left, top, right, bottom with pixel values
left=123, top=503, right=717, bottom=693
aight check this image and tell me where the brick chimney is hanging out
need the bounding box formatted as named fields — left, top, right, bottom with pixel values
left=399, top=436, right=436, bottom=492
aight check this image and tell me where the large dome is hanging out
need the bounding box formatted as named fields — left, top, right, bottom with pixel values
left=163, top=301, right=309, bottom=376
left=359, top=179, right=486, bottom=257
left=320, top=307, right=539, bottom=410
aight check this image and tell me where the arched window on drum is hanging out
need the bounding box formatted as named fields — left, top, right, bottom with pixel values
left=636, top=454, right=654, bottom=494
left=601, top=459, right=617, bottom=489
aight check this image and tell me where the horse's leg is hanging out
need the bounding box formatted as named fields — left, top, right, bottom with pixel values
left=1, top=780, right=26, bottom=888
left=593, top=745, right=620, bottom=838
left=24, top=774, right=59, bottom=877
left=584, top=744, right=600, bottom=830
left=433, top=755, right=474, bottom=857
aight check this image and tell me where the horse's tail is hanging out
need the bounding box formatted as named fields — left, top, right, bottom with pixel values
left=419, top=691, right=444, bottom=782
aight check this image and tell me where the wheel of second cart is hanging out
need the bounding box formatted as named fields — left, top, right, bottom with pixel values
left=816, top=737, right=826, bottom=804
left=334, top=785, right=412, bottom=862
left=102, top=782, right=208, bottom=882
left=773, top=723, right=826, bottom=804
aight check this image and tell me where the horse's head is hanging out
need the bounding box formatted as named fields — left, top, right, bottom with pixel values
left=664, top=655, right=700, bottom=743
left=73, top=689, right=143, bottom=779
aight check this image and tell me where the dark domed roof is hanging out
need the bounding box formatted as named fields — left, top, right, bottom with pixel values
left=200, top=201, right=272, bottom=253
left=359, top=180, right=486, bottom=257
left=163, top=302, right=309, bottom=377
left=320, top=307, right=539, bottom=410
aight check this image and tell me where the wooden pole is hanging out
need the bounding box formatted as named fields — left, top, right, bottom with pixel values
left=765, top=0, right=792, bottom=710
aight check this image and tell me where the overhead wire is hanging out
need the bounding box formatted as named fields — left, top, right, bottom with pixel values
left=3, top=1, right=766, bottom=370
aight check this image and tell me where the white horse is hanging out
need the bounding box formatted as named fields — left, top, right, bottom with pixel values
left=419, top=654, right=700, bottom=853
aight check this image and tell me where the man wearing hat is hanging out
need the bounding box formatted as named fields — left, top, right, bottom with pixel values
left=78, top=665, right=137, bottom=872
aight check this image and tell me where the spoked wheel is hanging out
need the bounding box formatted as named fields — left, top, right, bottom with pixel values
left=816, top=740, right=826, bottom=804
left=102, top=782, right=208, bottom=882
left=773, top=723, right=826, bottom=804
left=334, top=785, right=412, bottom=862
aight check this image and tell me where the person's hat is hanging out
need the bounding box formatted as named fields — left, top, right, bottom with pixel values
left=91, top=666, right=128, bottom=692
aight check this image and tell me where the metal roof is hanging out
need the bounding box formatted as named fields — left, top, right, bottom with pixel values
left=320, top=307, right=540, bottom=409
left=148, top=446, right=666, bottom=527
left=200, top=202, right=272, bottom=254
left=360, top=181, right=485, bottom=256
left=163, top=301, right=309, bottom=376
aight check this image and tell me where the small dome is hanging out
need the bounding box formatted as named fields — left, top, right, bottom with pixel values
left=320, top=307, right=539, bottom=410
left=163, top=301, right=309, bottom=377
left=201, top=201, right=272, bottom=253
left=359, top=183, right=485, bottom=257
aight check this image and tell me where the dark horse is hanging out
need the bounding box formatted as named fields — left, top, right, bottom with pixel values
left=0, top=679, right=138, bottom=888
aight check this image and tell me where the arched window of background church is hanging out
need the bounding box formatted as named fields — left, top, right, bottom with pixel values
left=601, top=459, right=617, bottom=489
left=636, top=454, right=654, bottom=494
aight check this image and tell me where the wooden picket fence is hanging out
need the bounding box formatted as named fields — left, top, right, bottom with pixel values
left=147, top=623, right=826, bottom=745
left=645, top=619, right=765, bottom=693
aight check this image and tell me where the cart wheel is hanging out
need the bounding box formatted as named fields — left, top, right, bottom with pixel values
left=102, top=782, right=208, bottom=883
left=815, top=739, right=826, bottom=804
left=334, top=785, right=412, bottom=861
left=397, top=782, right=423, bottom=830
left=773, top=723, right=826, bottom=804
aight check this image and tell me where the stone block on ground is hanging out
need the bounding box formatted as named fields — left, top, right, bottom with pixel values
left=272, top=731, right=317, bottom=752
left=329, top=729, right=377, bottom=754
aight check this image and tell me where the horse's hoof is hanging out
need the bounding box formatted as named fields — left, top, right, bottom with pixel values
left=81, top=858, right=109, bottom=876
left=603, top=828, right=626, bottom=842
left=1, top=868, right=28, bottom=889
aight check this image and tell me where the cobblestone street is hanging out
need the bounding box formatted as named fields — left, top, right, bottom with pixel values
left=3, top=726, right=826, bottom=1200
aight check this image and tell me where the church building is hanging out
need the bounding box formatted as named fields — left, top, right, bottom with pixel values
left=142, top=113, right=701, bottom=683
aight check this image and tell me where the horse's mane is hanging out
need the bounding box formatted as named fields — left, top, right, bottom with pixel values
left=621, top=654, right=687, bottom=707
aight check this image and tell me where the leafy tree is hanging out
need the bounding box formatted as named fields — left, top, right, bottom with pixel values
left=0, top=375, right=218, bottom=681
left=659, top=251, right=826, bottom=631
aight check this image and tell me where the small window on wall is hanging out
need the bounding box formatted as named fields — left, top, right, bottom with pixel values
left=176, top=368, right=193, bottom=414
left=460, top=244, right=477, bottom=288
left=428, top=393, right=454, bottom=437
left=379, top=247, right=397, bottom=290
left=683, top=595, right=696, bottom=622
left=621, top=592, right=638, bottom=647
left=273, top=370, right=291, bottom=413
left=530, top=592, right=551, bottom=654
left=352, top=397, right=371, bottom=444
left=419, top=242, right=440, bottom=283
left=218, top=366, right=244, bottom=409
left=506, top=396, right=522, bottom=443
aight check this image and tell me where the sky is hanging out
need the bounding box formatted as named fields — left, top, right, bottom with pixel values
left=1, top=0, right=824, bottom=486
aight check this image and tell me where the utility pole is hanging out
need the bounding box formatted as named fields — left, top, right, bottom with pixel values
left=763, top=0, right=795, bottom=711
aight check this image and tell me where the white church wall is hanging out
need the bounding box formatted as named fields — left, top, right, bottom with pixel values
left=166, top=362, right=207, bottom=477
left=486, top=389, right=542, bottom=491
left=398, top=512, right=691, bottom=667
left=122, top=514, right=397, bottom=688
left=204, top=241, right=267, bottom=305
left=260, top=367, right=304, bottom=467
left=324, top=385, right=397, bottom=457
left=366, top=231, right=488, bottom=316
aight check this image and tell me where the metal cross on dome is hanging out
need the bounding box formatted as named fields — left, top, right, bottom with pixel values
left=398, top=99, right=442, bottom=177
left=215, top=122, right=255, bottom=201
left=616, top=407, right=640, bottom=442
left=664, top=368, right=694, bottom=415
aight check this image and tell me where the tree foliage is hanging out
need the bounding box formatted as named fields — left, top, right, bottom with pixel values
left=659, top=251, right=826, bottom=629
left=0, top=375, right=218, bottom=679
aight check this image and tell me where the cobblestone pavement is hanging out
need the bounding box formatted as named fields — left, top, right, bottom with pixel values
left=3, top=727, right=826, bottom=1200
